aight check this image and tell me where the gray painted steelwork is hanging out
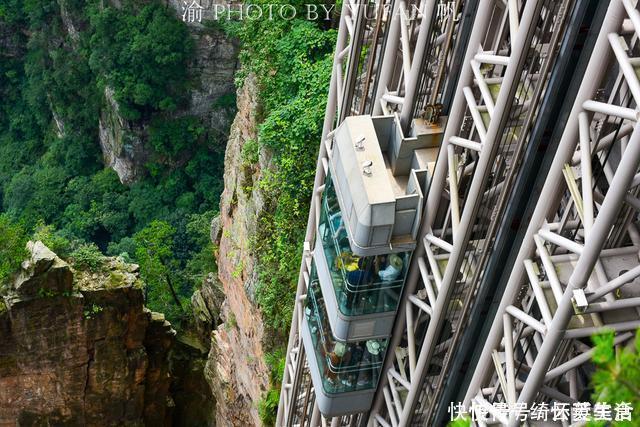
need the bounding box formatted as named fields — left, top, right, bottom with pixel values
left=464, top=3, right=640, bottom=425
left=277, top=0, right=640, bottom=425
left=432, top=1, right=607, bottom=423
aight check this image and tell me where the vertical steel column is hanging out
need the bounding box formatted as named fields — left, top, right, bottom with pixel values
left=310, top=401, right=321, bottom=426
left=457, top=2, right=640, bottom=425
left=322, top=1, right=351, bottom=140
left=372, top=0, right=456, bottom=119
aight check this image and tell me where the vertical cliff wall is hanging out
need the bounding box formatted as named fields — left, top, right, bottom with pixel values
left=195, top=74, right=273, bottom=426
left=0, top=242, right=175, bottom=426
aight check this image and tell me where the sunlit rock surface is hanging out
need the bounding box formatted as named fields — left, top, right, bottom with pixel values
left=0, top=242, right=175, bottom=426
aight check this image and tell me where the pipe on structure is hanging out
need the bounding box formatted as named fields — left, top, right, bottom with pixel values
left=338, top=2, right=368, bottom=124
left=462, top=0, right=627, bottom=409
left=373, top=0, right=402, bottom=116
left=322, top=1, right=351, bottom=141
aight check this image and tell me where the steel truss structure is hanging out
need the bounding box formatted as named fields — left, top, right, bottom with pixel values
left=464, top=1, right=640, bottom=425
left=277, top=0, right=468, bottom=425
left=276, top=0, right=640, bottom=425
left=370, top=0, right=577, bottom=425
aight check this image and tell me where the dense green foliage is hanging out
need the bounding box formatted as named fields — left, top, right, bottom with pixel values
left=88, top=3, right=192, bottom=120
left=589, top=329, right=640, bottom=426
left=0, top=0, right=229, bottom=324
left=258, top=387, right=280, bottom=426
left=220, top=3, right=336, bottom=424
left=447, top=417, right=471, bottom=427
left=0, top=215, right=29, bottom=285
left=134, top=221, right=185, bottom=321
left=224, top=0, right=335, bottom=339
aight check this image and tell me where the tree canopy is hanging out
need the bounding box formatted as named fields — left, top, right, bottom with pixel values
left=0, top=0, right=227, bottom=326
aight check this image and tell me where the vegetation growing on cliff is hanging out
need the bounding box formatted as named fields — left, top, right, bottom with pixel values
left=88, top=2, right=192, bottom=120
left=224, top=0, right=335, bottom=337
left=221, top=2, right=337, bottom=424
left=0, top=215, right=29, bottom=285
left=0, top=0, right=227, bottom=324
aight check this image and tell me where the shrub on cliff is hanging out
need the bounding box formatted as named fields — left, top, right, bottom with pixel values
left=69, top=243, right=104, bottom=272
left=0, top=215, right=29, bottom=286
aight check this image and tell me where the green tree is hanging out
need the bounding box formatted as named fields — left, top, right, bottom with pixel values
left=134, top=220, right=184, bottom=322
left=258, top=388, right=280, bottom=426
left=589, top=329, right=640, bottom=426
left=88, top=1, right=193, bottom=120
left=148, top=115, right=205, bottom=159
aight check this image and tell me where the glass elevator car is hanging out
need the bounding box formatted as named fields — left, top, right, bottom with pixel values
left=300, top=114, right=443, bottom=416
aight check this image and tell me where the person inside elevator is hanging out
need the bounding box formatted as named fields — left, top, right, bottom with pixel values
left=326, top=341, right=350, bottom=389
left=377, top=253, right=403, bottom=281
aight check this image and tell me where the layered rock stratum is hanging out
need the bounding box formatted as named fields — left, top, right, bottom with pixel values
left=0, top=242, right=175, bottom=426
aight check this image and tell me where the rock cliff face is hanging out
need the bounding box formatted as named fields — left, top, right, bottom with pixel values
left=197, top=74, right=273, bottom=426
left=0, top=242, right=175, bottom=426
left=170, top=1, right=239, bottom=136
left=98, top=86, right=148, bottom=184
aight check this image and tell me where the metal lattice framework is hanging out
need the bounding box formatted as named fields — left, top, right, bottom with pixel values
left=276, top=0, right=466, bottom=425
left=369, top=0, right=577, bottom=425
left=371, top=0, right=465, bottom=128
left=464, top=1, right=640, bottom=425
